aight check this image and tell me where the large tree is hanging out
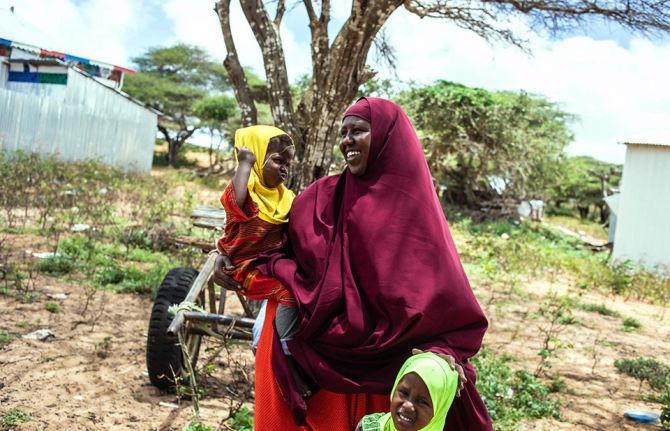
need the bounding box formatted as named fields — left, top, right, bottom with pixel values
left=399, top=80, right=574, bottom=206
left=215, top=1, right=670, bottom=191
left=124, top=44, right=229, bottom=166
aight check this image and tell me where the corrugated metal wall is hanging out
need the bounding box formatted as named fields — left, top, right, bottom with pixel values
left=613, top=145, right=670, bottom=270
left=0, top=62, right=7, bottom=89
left=0, top=67, right=156, bottom=173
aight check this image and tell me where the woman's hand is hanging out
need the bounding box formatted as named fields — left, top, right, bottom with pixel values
left=412, top=348, right=466, bottom=396
left=212, top=254, right=241, bottom=291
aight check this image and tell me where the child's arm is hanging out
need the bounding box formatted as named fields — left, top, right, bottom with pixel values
left=232, top=146, right=256, bottom=209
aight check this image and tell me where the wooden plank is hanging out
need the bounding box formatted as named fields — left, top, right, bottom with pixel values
left=167, top=252, right=218, bottom=336
left=191, top=205, right=226, bottom=220
left=193, top=218, right=226, bottom=231
left=191, top=205, right=226, bottom=231
left=170, top=236, right=217, bottom=251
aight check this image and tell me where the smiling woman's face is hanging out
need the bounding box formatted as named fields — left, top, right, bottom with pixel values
left=339, top=116, right=371, bottom=176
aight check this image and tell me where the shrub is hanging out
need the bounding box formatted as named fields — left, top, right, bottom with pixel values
left=0, top=330, right=16, bottom=348
left=36, top=255, right=75, bottom=276
left=226, top=407, right=254, bottom=431
left=45, top=302, right=62, bottom=313
left=622, top=317, right=641, bottom=332
left=472, top=350, right=560, bottom=431
left=614, top=357, right=670, bottom=391
left=575, top=303, right=620, bottom=317
left=0, top=408, right=32, bottom=427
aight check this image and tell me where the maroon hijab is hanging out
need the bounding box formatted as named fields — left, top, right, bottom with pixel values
left=259, top=97, right=491, bottom=430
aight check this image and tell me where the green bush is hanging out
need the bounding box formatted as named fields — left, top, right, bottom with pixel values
left=94, top=260, right=172, bottom=295
left=36, top=255, right=75, bottom=276
left=614, top=357, right=670, bottom=391
left=575, top=303, right=620, bottom=317
left=658, top=387, right=670, bottom=429
left=45, top=302, right=62, bottom=313
left=0, top=330, right=16, bottom=348
left=622, top=317, right=641, bottom=332
left=226, top=407, right=254, bottom=431
left=0, top=408, right=32, bottom=427
left=472, top=350, right=560, bottom=431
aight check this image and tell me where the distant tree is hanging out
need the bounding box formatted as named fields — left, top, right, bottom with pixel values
left=193, top=95, right=239, bottom=169
left=215, top=0, right=670, bottom=191
left=123, top=44, right=229, bottom=167
left=399, top=80, right=574, bottom=206
left=552, top=156, right=622, bottom=221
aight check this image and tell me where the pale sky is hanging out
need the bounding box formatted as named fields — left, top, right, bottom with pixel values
left=2, top=0, right=669, bottom=164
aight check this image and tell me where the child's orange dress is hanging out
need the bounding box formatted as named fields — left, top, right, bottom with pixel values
left=217, top=182, right=294, bottom=305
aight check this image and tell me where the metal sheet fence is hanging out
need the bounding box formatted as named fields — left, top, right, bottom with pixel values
left=0, top=68, right=156, bottom=173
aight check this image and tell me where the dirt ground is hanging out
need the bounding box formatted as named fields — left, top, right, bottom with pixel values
left=1, top=151, right=668, bottom=430
left=1, top=256, right=668, bottom=430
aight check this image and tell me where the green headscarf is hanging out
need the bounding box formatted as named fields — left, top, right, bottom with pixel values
left=361, top=352, right=459, bottom=431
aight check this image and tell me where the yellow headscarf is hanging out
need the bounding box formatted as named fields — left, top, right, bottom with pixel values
left=234, top=125, right=295, bottom=224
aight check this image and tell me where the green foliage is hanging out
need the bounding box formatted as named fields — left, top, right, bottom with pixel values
left=45, top=302, right=61, bottom=313
left=614, top=357, right=670, bottom=391
left=94, top=259, right=173, bottom=295
left=194, top=95, right=238, bottom=126
left=472, top=350, right=560, bottom=431
left=226, top=407, right=254, bottom=431
left=0, top=408, right=32, bottom=427
left=575, top=303, right=621, bottom=317
left=615, top=357, right=670, bottom=428
left=452, top=215, right=670, bottom=303
left=36, top=255, right=75, bottom=276
left=549, top=156, right=621, bottom=220
left=184, top=422, right=214, bottom=431
left=124, top=44, right=231, bottom=167
left=0, top=330, right=16, bottom=348
left=658, top=388, right=670, bottom=429
left=622, top=317, right=642, bottom=332
left=399, top=81, right=574, bottom=206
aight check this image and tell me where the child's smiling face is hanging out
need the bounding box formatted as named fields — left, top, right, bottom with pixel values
left=390, top=372, right=434, bottom=431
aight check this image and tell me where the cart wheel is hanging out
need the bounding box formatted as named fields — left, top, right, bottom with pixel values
left=146, top=268, right=202, bottom=391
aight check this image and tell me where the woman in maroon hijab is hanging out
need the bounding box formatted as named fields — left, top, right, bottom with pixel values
left=215, top=97, right=491, bottom=431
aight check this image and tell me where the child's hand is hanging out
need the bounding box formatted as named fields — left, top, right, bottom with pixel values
left=236, top=146, right=256, bottom=165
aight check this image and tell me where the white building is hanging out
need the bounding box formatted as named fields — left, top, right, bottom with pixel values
left=608, top=142, right=670, bottom=271
left=0, top=18, right=159, bottom=173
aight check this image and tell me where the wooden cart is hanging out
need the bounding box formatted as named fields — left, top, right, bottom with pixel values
left=145, top=205, right=258, bottom=390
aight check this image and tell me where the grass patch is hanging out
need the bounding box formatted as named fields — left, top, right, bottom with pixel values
left=472, top=350, right=560, bottom=431
left=36, top=255, right=75, bottom=276
left=225, top=407, right=254, bottom=431
left=94, top=259, right=174, bottom=296
left=450, top=214, right=670, bottom=304
left=622, top=317, right=641, bottom=332
left=44, top=302, right=62, bottom=313
left=0, top=408, right=32, bottom=427
left=575, top=303, right=621, bottom=317
left=614, top=357, right=670, bottom=391
left=0, top=330, right=16, bottom=348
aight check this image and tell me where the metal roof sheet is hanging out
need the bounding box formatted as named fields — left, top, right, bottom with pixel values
left=623, top=142, right=670, bottom=147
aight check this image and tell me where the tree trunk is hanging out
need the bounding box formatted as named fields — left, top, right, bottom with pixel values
left=216, top=0, right=403, bottom=192
left=158, top=122, right=197, bottom=168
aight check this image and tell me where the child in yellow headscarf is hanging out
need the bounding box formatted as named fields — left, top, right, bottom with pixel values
left=217, top=125, right=309, bottom=395
left=355, top=352, right=459, bottom=431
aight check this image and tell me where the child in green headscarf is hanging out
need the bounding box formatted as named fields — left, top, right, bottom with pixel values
left=355, top=352, right=459, bottom=431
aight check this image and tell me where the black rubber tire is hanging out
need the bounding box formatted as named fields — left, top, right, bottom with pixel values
left=146, top=267, right=199, bottom=390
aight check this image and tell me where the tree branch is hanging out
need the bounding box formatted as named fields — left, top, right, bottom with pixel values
left=215, top=0, right=258, bottom=126
left=275, top=0, right=287, bottom=27
left=404, top=0, right=670, bottom=48
left=239, top=0, right=303, bottom=153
